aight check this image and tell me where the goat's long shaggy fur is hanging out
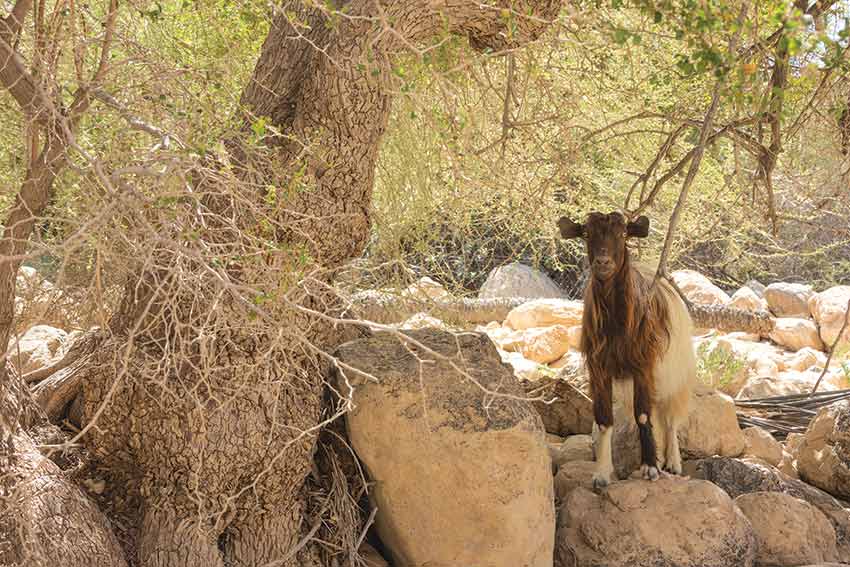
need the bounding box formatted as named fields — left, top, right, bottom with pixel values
left=560, top=212, right=696, bottom=487
left=585, top=259, right=696, bottom=484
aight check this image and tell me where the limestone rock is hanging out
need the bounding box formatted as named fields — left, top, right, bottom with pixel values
left=742, top=426, right=782, bottom=466
left=550, top=434, right=593, bottom=471
left=796, top=401, right=850, bottom=500
left=729, top=286, right=769, bottom=312
left=400, top=276, right=450, bottom=302
left=479, top=262, right=566, bottom=299
left=737, top=371, right=841, bottom=399
left=550, top=350, right=582, bottom=371
left=566, top=325, right=582, bottom=350
left=505, top=298, right=583, bottom=331
left=397, top=312, right=448, bottom=330
left=680, top=387, right=745, bottom=458
left=769, top=317, right=825, bottom=352
left=765, top=282, right=815, bottom=318
left=746, top=279, right=767, bottom=297
left=553, top=460, right=596, bottom=502
left=810, top=286, right=850, bottom=348
left=735, top=492, right=838, bottom=566
left=671, top=269, right=730, bottom=306
left=514, top=325, right=572, bottom=364
left=499, top=350, right=545, bottom=382
left=522, top=375, right=593, bottom=437
left=338, top=330, right=554, bottom=567
left=777, top=450, right=799, bottom=479
left=693, top=456, right=850, bottom=559
left=555, top=478, right=756, bottom=567
left=725, top=331, right=763, bottom=342
left=786, top=347, right=828, bottom=372
left=7, top=325, right=69, bottom=376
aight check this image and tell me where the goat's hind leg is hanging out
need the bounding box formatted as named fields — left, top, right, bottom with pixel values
left=662, top=386, right=690, bottom=475
left=591, top=374, right=614, bottom=490
left=633, top=374, right=659, bottom=481
left=651, top=404, right=667, bottom=472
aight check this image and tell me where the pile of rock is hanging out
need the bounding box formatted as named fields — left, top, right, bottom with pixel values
left=14, top=264, right=850, bottom=567
left=333, top=325, right=850, bottom=567
left=465, top=268, right=850, bottom=400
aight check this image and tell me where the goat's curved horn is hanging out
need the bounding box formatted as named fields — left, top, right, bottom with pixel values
left=558, top=217, right=585, bottom=239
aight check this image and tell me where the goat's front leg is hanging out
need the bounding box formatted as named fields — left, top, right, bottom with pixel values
left=591, top=373, right=614, bottom=490
left=633, top=374, right=659, bottom=481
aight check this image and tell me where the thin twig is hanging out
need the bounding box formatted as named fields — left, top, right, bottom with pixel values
left=811, top=297, right=850, bottom=395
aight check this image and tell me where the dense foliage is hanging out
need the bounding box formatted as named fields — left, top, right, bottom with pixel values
left=2, top=0, right=850, bottom=300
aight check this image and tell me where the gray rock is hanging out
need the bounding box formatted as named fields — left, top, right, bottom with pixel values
left=746, top=279, right=767, bottom=298
left=478, top=262, right=566, bottom=299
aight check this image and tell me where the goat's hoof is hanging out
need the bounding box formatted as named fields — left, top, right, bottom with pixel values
left=664, top=462, right=683, bottom=475
left=641, top=465, right=659, bottom=481
left=592, top=474, right=610, bottom=492
left=664, top=456, right=683, bottom=475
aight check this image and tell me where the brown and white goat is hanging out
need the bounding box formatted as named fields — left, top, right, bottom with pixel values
left=558, top=211, right=695, bottom=488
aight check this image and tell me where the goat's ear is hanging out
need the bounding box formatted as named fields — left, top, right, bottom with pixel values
left=557, top=217, right=585, bottom=239
left=626, top=215, right=650, bottom=238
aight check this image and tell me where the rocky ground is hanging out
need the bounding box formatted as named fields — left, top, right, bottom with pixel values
left=12, top=262, right=850, bottom=566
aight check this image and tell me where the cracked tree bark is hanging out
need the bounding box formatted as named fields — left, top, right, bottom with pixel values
left=70, top=2, right=563, bottom=567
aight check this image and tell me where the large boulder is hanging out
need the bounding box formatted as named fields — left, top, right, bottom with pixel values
left=729, top=286, right=769, bottom=313
left=555, top=478, right=757, bottom=567
left=671, top=270, right=731, bottom=306
left=7, top=325, right=70, bottom=376
left=680, top=387, right=746, bottom=458
left=479, top=262, right=566, bottom=299
left=337, top=329, right=554, bottom=567
left=810, top=286, right=850, bottom=348
left=734, top=492, right=838, bottom=566
left=765, top=282, right=815, bottom=318
left=693, top=456, right=850, bottom=559
left=505, top=298, right=583, bottom=331
left=796, top=401, right=850, bottom=500
left=769, top=317, right=825, bottom=352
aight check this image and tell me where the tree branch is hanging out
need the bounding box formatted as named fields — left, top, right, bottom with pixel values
left=655, top=2, right=749, bottom=279
left=0, top=0, right=32, bottom=45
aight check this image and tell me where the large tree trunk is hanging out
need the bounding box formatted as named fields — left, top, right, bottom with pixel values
left=0, top=364, right=127, bottom=567
left=73, top=3, right=563, bottom=567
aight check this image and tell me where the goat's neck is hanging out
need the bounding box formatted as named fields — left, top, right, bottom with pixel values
left=589, top=261, right=637, bottom=334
